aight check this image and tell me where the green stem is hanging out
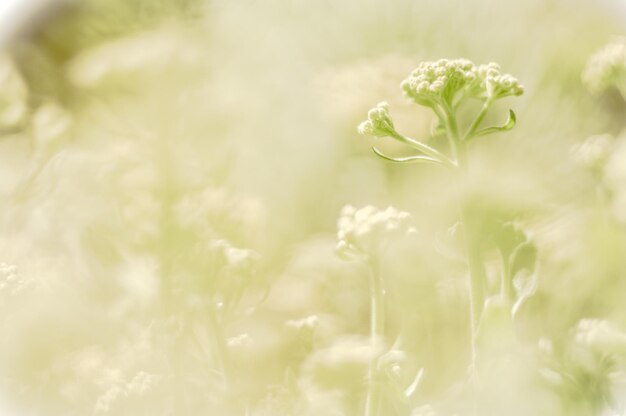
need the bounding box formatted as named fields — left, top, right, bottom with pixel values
left=460, top=208, right=485, bottom=371
left=442, top=104, right=460, bottom=161
left=389, top=131, right=457, bottom=169
left=454, top=129, right=485, bottom=374
left=364, top=256, right=384, bottom=416
left=464, top=100, right=491, bottom=141
left=208, top=303, right=232, bottom=388
left=500, top=252, right=513, bottom=302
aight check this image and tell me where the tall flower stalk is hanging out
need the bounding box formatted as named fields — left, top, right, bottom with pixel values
left=336, top=205, right=415, bottom=416
left=357, top=58, right=523, bottom=375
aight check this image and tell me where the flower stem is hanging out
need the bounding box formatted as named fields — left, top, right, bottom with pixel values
left=365, top=255, right=384, bottom=416
left=464, top=101, right=491, bottom=141
left=500, top=251, right=513, bottom=302
left=461, top=208, right=486, bottom=369
left=453, top=122, right=485, bottom=374
left=208, top=303, right=232, bottom=388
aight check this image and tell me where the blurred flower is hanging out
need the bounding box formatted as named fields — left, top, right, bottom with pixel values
left=302, top=336, right=378, bottom=391
left=335, top=205, right=415, bottom=259
left=176, top=187, right=266, bottom=244
left=93, top=371, right=158, bottom=415
left=570, top=134, right=613, bottom=170
left=575, top=319, right=626, bottom=355
left=0, top=262, right=30, bottom=299
left=583, top=37, right=626, bottom=95
left=227, top=333, right=252, bottom=348
left=210, top=239, right=260, bottom=272
left=286, top=315, right=320, bottom=331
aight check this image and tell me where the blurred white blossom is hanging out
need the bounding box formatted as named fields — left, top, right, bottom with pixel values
left=0, top=263, right=30, bottom=299
left=336, top=205, right=415, bottom=259
left=570, top=134, right=613, bottom=170
left=575, top=319, right=626, bottom=354
left=286, top=315, right=320, bottom=331
left=583, top=37, right=626, bottom=95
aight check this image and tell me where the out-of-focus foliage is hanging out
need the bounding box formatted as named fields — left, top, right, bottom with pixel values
left=1, top=0, right=626, bottom=415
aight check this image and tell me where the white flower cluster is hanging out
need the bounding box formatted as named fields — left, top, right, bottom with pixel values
left=356, top=101, right=395, bottom=137
left=575, top=319, right=626, bottom=354
left=227, top=333, right=252, bottom=348
left=402, top=58, right=477, bottom=105
left=583, top=37, right=626, bottom=95
left=336, top=205, right=415, bottom=258
left=210, top=239, right=260, bottom=271
left=94, top=371, right=158, bottom=414
left=474, top=62, right=524, bottom=100
left=0, top=263, right=29, bottom=298
left=286, top=315, right=319, bottom=331
left=401, top=59, right=523, bottom=106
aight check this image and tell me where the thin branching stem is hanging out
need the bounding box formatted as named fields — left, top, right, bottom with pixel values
left=452, top=118, right=485, bottom=376
left=365, top=255, right=384, bottom=416
left=208, top=303, right=232, bottom=388
left=464, top=100, right=491, bottom=141
left=389, top=131, right=457, bottom=169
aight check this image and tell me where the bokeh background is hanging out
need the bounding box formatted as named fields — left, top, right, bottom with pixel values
left=1, top=0, right=626, bottom=415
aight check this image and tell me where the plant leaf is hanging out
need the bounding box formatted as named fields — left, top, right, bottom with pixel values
left=372, top=147, right=442, bottom=165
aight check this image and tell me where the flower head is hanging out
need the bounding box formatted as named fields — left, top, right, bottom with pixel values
left=357, top=101, right=395, bottom=137
left=336, top=205, right=415, bottom=258
left=583, top=37, right=626, bottom=95
left=401, top=58, right=477, bottom=106
left=474, top=62, right=524, bottom=100
left=401, top=59, right=523, bottom=105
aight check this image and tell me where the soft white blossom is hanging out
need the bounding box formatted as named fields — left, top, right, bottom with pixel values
left=336, top=205, right=415, bottom=258
left=570, top=134, right=613, bottom=169
left=575, top=319, right=626, bottom=354
left=583, top=37, right=626, bottom=95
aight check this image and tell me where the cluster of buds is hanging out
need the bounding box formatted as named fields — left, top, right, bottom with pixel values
left=94, top=371, right=158, bottom=414
left=336, top=205, right=415, bottom=259
left=0, top=263, right=29, bottom=299
left=401, top=59, right=477, bottom=106
left=583, top=37, right=626, bottom=95
left=401, top=59, right=523, bottom=107
left=357, top=101, right=395, bottom=137
left=474, top=62, right=524, bottom=100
